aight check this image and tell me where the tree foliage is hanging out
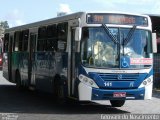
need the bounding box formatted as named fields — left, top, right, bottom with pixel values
left=0, top=21, right=9, bottom=29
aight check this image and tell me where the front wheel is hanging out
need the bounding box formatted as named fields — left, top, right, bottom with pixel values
left=16, top=71, right=22, bottom=89
left=53, top=77, right=67, bottom=104
left=110, top=100, right=125, bottom=107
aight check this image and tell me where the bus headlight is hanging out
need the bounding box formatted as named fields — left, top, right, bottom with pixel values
left=143, top=77, right=152, bottom=85
left=143, top=81, right=147, bottom=86
left=79, top=74, right=99, bottom=88
left=147, top=78, right=151, bottom=83
left=139, top=76, right=153, bottom=88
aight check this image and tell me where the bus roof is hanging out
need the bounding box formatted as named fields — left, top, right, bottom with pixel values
left=5, top=12, right=84, bottom=32
left=5, top=11, right=150, bottom=33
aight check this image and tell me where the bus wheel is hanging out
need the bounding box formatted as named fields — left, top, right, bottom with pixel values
left=54, top=78, right=66, bottom=104
left=16, top=71, right=22, bottom=89
left=110, top=100, right=125, bottom=107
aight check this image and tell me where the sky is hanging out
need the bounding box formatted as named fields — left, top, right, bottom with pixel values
left=0, top=0, right=160, bottom=27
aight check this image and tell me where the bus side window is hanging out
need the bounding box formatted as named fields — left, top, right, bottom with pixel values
left=46, top=24, right=57, bottom=51
left=37, top=26, right=47, bottom=51
left=57, top=22, right=68, bottom=52
left=22, top=29, right=29, bottom=51
left=14, top=31, right=22, bottom=51
left=4, top=33, right=9, bottom=52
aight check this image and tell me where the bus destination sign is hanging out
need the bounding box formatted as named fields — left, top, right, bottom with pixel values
left=87, top=14, right=148, bottom=26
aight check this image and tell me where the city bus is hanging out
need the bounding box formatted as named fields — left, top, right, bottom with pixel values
left=3, top=12, right=157, bottom=107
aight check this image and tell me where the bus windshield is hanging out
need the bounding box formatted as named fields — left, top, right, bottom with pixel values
left=81, top=27, right=152, bottom=69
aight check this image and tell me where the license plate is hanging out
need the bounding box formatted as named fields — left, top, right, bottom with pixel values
left=113, top=92, right=126, bottom=98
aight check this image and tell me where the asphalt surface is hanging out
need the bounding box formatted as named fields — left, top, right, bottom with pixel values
left=0, top=71, right=159, bottom=120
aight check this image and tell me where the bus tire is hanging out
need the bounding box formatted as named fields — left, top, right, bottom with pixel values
left=15, top=71, right=22, bottom=89
left=53, top=76, right=66, bottom=104
left=110, top=100, right=125, bottom=107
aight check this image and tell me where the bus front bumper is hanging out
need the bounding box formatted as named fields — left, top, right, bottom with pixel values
left=78, top=82, right=146, bottom=101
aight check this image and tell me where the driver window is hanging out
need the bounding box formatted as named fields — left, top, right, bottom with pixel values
left=81, top=27, right=118, bottom=68
left=93, top=29, right=116, bottom=65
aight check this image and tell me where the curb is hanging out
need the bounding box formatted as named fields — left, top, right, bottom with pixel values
left=152, top=89, right=160, bottom=95
left=152, top=90, right=160, bottom=98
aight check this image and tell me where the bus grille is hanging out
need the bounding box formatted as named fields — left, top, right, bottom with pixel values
left=98, top=73, right=139, bottom=81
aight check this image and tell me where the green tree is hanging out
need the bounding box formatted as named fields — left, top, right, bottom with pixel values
left=0, top=21, right=9, bottom=29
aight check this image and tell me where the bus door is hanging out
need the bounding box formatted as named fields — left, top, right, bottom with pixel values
left=68, top=20, right=80, bottom=97
left=8, top=34, right=13, bottom=81
left=28, top=33, right=37, bottom=86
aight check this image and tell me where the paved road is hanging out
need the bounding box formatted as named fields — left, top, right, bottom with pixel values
left=0, top=71, right=160, bottom=120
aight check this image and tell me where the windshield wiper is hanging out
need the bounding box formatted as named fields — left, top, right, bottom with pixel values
left=102, top=24, right=119, bottom=44
left=122, top=25, right=137, bottom=46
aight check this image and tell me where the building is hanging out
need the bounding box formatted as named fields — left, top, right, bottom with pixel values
left=149, top=15, right=160, bottom=89
left=0, top=26, right=4, bottom=38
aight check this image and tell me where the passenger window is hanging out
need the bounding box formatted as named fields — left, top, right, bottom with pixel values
left=37, top=23, right=68, bottom=52
left=46, top=24, right=57, bottom=51
left=57, top=22, right=68, bottom=52
left=4, top=33, right=9, bottom=52
left=37, top=26, right=47, bottom=51
left=22, top=30, right=29, bottom=51
left=14, top=31, right=22, bottom=51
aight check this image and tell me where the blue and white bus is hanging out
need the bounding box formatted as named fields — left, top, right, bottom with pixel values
left=3, top=12, right=157, bottom=107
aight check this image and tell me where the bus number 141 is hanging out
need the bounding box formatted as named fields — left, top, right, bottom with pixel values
left=104, top=82, right=112, bottom=87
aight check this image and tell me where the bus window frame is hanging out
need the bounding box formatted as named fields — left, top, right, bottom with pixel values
left=4, top=33, right=9, bottom=52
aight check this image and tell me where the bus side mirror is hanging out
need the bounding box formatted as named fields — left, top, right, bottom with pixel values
left=75, top=27, right=82, bottom=41
left=152, top=33, right=157, bottom=53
